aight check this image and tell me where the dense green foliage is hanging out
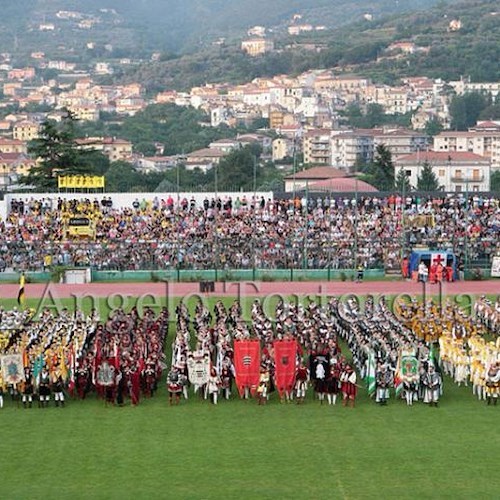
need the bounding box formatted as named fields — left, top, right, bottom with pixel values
left=359, top=144, right=395, bottom=191
left=449, top=93, right=495, bottom=131
left=24, top=111, right=108, bottom=190
left=77, top=104, right=237, bottom=156
left=395, top=168, right=412, bottom=192
left=417, top=160, right=441, bottom=191
left=0, top=0, right=438, bottom=59
left=114, top=0, right=500, bottom=91
left=491, top=171, right=500, bottom=193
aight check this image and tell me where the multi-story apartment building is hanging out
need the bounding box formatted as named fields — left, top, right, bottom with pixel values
left=12, top=121, right=39, bottom=141
left=330, top=128, right=429, bottom=169
left=303, top=129, right=332, bottom=165
left=395, top=151, right=491, bottom=192
left=241, top=38, right=274, bottom=57
left=433, top=127, right=500, bottom=171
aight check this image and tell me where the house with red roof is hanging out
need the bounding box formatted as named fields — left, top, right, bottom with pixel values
left=395, top=151, right=491, bottom=192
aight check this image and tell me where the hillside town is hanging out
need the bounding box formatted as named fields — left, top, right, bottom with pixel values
left=0, top=23, right=499, bottom=193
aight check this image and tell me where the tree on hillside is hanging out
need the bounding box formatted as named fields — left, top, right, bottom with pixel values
left=365, top=144, right=395, bottom=191
left=491, top=170, right=500, bottom=193
left=449, top=92, right=491, bottom=131
left=214, top=144, right=262, bottom=190
left=395, top=168, right=412, bottom=192
left=23, top=110, right=103, bottom=190
left=424, top=117, right=444, bottom=137
left=417, top=161, right=441, bottom=191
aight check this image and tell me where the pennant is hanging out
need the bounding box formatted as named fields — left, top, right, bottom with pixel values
left=234, top=340, right=261, bottom=397
left=17, top=273, right=26, bottom=307
left=32, top=354, right=44, bottom=385
left=365, top=351, right=376, bottom=397
left=273, top=340, right=298, bottom=397
left=394, top=356, right=403, bottom=397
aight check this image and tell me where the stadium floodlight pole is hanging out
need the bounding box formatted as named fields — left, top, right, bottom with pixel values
left=303, top=180, right=309, bottom=270
left=252, top=155, right=257, bottom=278
left=176, top=159, right=180, bottom=282
left=214, top=160, right=219, bottom=281
left=464, top=178, right=469, bottom=278
left=401, top=171, right=405, bottom=257
left=292, top=142, right=297, bottom=200
left=354, top=176, right=359, bottom=273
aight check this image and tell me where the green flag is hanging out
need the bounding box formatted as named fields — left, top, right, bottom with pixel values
left=366, top=351, right=376, bottom=396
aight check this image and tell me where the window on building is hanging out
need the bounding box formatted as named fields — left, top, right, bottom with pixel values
left=438, top=169, right=445, bottom=177
left=455, top=185, right=462, bottom=192
left=455, top=170, right=462, bottom=178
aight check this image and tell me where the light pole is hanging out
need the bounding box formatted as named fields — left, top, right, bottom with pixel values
left=353, top=176, right=359, bottom=275
left=214, top=161, right=219, bottom=281
left=176, top=160, right=180, bottom=281
left=302, top=180, right=309, bottom=270
left=464, top=178, right=469, bottom=278
left=252, top=155, right=257, bottom=279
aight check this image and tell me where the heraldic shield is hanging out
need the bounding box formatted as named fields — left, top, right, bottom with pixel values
left=96, top=361, right=116, bottom=387
left=273, top=340, right=298, bottom=397
left=1, top=354, right=25, bottom=385
left=234, top=340, right=260, bottom=397
left=187, top=352, right=210, bottom=386
left=401, top=355, right=419, bottom=381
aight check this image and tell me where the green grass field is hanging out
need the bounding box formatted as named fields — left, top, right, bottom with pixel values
left=1, top=293, right=498, bottom=499
left=0, top=378, right=498, bottom=499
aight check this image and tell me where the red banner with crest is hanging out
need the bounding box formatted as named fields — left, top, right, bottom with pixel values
left=273, top=340, right=298, bottom=396
left=234, top=340, right=261, bottom=397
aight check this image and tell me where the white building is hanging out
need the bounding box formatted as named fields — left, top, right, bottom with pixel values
left=433, top=128, right=500, bottom=171
left=395, top=151, right=491, bottom=192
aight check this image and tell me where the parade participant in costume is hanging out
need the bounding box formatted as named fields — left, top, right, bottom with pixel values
left=326, top=359, right=340, bottom=406
left=38, top=368, right=51, bottom=408
left=340, top=364, right=357, bottom=407
left=166, top=366, right=182, bottom=405
left=206, top=368, right=221, bottom=405
left=295, top=361, right=309, bottom=404
left=375, top=364, right=392, bottom=405
left=52, top=370, right=65, bottom=407
left=257, top=367, right=270, bottom=405
left=0, top=375, right=4, bottom=409
left=21, top=371, right=34, bottom=408
left=220, top=359, right=234, bottom=400
left=143, top=361, right=156, bottom=398
left=310, top=350, right=329, bottom=404
left=423, top=365, right=442, bottom=407
left=76, top=363, right=90, bottom=400
left=402, top=374, right=418, bottom=406
left=485, top=362, right=500, bottom=406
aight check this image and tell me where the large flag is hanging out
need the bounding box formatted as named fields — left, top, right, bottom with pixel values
left=33, top=354, right=44, bottom=385
left=365, top=351, right=376, bottom=397
left=234, top=339, right=261, bottom=397
left=1, top=354, right=25, bottom=385
left=17, top=273, right=26, bottom=307
left=187, top=351, right=210, bottom=386
left=273, top=340, right=298, bottom=397
left=394, top=356, right=403, bottom=397
left=309, top=352, right=330, bottom=381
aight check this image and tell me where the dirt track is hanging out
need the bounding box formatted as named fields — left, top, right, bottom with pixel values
left=1, top=279, right=498, bottom=299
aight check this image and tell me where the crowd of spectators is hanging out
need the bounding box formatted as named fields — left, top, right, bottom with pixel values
left=0, top=193, right=498, bottom=273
